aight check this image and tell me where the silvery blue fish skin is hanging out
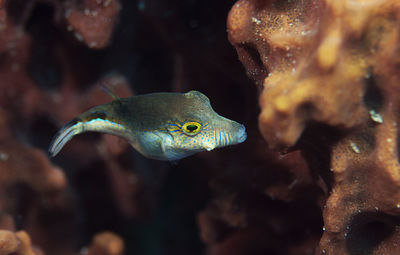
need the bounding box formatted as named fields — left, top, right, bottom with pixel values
left=48, top=90, right=247, bottom=161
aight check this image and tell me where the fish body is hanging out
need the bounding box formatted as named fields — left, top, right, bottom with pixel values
left=49, top=90, right=247, bottom=161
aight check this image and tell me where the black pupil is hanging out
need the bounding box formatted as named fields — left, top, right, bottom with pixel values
left=187, top=125, right=198, bottom=132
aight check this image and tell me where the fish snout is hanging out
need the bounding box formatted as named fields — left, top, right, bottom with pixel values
left=237, top=124, right=247, bottom=143
left=213, top=118, right=247, bottom=148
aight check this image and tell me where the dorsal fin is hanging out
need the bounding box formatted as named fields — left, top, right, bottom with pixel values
left=100, top=83, right=121, bottom=101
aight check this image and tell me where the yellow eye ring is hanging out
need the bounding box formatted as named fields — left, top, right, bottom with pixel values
left=182, top=122, right=202, bottom=135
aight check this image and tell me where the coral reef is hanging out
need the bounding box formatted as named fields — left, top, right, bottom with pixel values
left=0, top=0, right=129, bottom=254
left=65, top=0, right=121, bottom=49
left=0, top=230, right=44, bottom=255
left=228, top=0, right=400, bottom=254
left=0, top=0, right=266, bottom=254
left=85, top=232, right=124, bottom=255
left=3, top=0, right=399, bottom=254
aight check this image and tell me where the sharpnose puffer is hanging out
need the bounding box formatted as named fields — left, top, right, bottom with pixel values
left=48, top=90, right=247, bottom=161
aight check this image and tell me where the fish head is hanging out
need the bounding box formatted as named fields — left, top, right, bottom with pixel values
left=161, top=91, right=247, bottom=160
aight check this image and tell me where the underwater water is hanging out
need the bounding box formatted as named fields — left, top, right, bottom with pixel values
left=1, top=0, right=400, bottom=255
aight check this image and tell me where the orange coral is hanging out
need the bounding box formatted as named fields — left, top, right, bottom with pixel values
left=65, top=0, right=121, bottom=49
left=86, top=232, right=124, bottom=255
left=228, top=0, right=400, bottom=254
left=0, top=2, right=134, bottom=254
left=0, top=230, right=20, bottom=254
left=0, top=230, right=44, bottom=255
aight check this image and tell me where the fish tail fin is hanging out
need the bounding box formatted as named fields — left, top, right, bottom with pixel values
left=48, top=118, right=83, bottom=157
left=49, top=105, right=133, bottom=157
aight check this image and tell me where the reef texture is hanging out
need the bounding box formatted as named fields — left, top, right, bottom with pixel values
left=84, top=232, right=124, bottom=255
left=0, top=230, right=44, bottom=255
left=65, top=0, right=121, bottom=49
left=228, top=0, right=400, bottom=254
left=0, top=0, right=321, bottom=253
left=3, top=0, right=400, bottom=254
left=0, top=0, right=129, bottom=254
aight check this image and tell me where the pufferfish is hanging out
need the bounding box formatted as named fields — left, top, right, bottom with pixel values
left=48, top=90, right=247, bottom=161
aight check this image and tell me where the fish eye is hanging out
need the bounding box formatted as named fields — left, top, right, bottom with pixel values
left=187, top=125, right=198, bottom=131
left=182, top=122, right=202, bottom=135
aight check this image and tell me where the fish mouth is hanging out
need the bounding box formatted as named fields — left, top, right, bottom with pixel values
left=237, top=124, right=247, bottom=143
